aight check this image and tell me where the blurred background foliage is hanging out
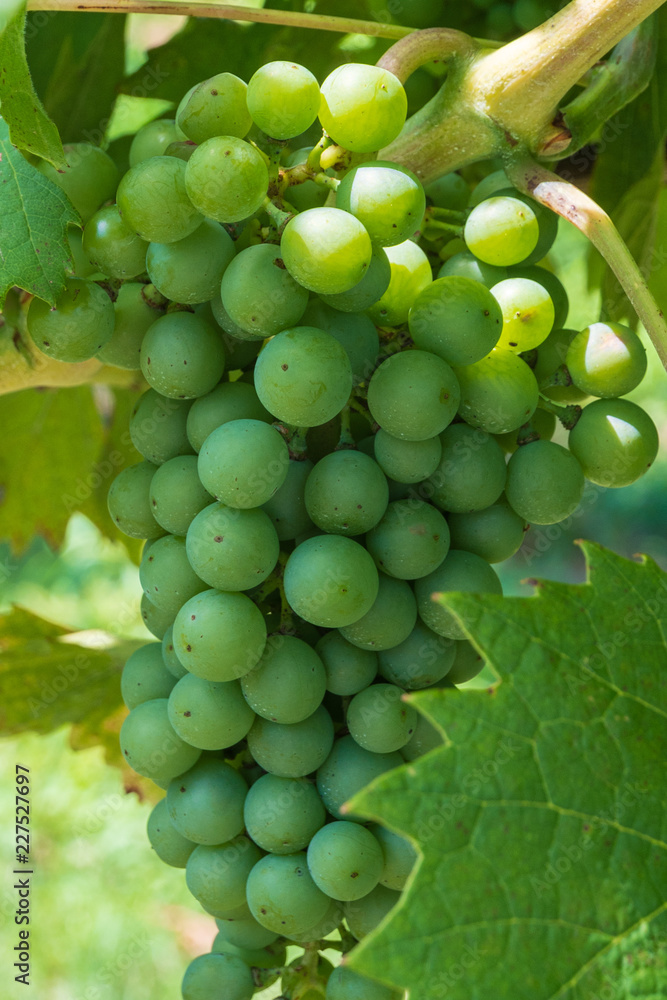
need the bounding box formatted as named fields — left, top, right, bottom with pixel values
left=1, top=2, right=667, bottom=998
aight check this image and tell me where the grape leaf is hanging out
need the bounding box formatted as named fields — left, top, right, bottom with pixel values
left=0, top=385, right=104, bottom=551
left=24, top=11, right=126, bottom=145
left=0, top=0, right=65, bottom=167
left=0, top=116, right=78, bottom=305
left=0, top=605, right=148, bottom=785
left=349, top=542, right=667, bottom=1000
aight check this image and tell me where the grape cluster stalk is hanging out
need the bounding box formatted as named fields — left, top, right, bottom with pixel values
left=23, top=55, right=660, bottom=1000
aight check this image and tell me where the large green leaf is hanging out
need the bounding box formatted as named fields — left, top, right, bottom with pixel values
left=0, top=385, right=104, bottom=551
left=0, top=0, right=65, bottom=167
left=25, top=12, right=126, bottom=145
left=350, top=542, right=667, bottom=999
left=0, top=116, right=77, bottom=305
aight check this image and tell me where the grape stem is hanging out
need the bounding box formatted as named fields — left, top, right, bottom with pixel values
left=507, top=158, right=667, bottom=374
left=376, top=27, right=478, bottom=84
left=538, top=394, right=582, bottom=429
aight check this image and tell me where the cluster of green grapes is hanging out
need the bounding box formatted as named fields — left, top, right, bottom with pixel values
left=24, top=53, right=659, bottom=1000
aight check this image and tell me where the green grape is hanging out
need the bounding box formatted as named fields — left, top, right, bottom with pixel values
left=468, top=169, right=510, bottom=207
left=346, top=683, right=417, bottom=753
left=253, top=326, right=353, bottom=427
left=464, top=195, right=539, bottom=266
left=177, top=73, right=252, bottom=144
left=241, top=635, right=326, bottom=724
left=107, top=461, right=163, bottom=539
left=491, top=277, right=555, bottom=352
left=186, top=502, right=280, bottom=591
left=448, top=639, right=488, bottom=684
left=261, top=459, right=314, bottom=540
left=220, top=243, right=309, bottom=338
left=366, top=500, right=450, bottom=580
left=454, top=349, right=539, bottom=434
left=185, top=137, right=269, bottom=223
left=206, top=900, right=253, bottom=921
left=510, top=265, right=569, bottom=329
left=130, top=389, right=194, bottom=465
left=198, top=419, right=289, bottom=509
left=373, top=429, right=441, bottom=485
left=244, top=773, right=326, bottom=854
left=121, top=642, right=176, bottom=709
left=120, top=698, right=201, bottom=783
left=326, top=964, right=403, bottom=1000
left=172, top=588, right=267, bottom=681
left=307, top=820, right=383, bottom=901
left=378, top=620, right=456, bottom=690
left=210, top=293, right=257, bottom=340
left=437, top=251, right=507, bottom=289
left=414, top=549, right=502, bottom=638
left=427, top=422, right=507, bottom=513
left=366, top=239, right=433, bottom=327
left=494, top=407, right=557, bottom=452
left=339, top=574, right=417, bottom=651
left=149, top=456, right=212, bottom=536
left=344, top=885, right=401, bottom=940
left=301, top=300, right=379, bottom=385
left=186, top=381, right=271, bottom=452
left=409, top=276, right=503, bottom=366
left=447, top=501, right=528, bottom=563
left=168, top=674, right=255, bottom=750
left=147, top=798, right=196, bottom=868
left=281, top=208, right=373, bottom=295
left=319, top=64, right=407, bottom=153
left=305, top=450, right=388, bottom=536
left=284, top=535, right=379, bottom=627
left=83, top=204, right=148, bottom=279
left=162, top=625, right=188, bottom=679
left=147, top=220, right=235, bottom=305
left=140, top=534, right=207, bottom=616
left=247, top=61, right=320, bottom=139
left=117, top=156, right=203, bottom=243
left=28, top=278, right=114, bottom=363
left=493, top=188, right=558, bottom=265
left=186, top=836, right=262, bottom=912
left=166, top=141, right=197, bottom=162
left=214, top=915, right=280, bottom=951
left=246, top=853, right=330, bottom=937
left=401, top=712, right=444, bottom=761
left=532, top=327, right=588, bottom=404
left=37, top=143, right=118, bottom=223
left=140, top=312, right=225, bottom=399
left=505, top=440, right=584, bottom=523
left=181, top=952, right=254, bottom=1000
left=315, top=632, right=378, bottom=696
left=368, top=350, right=460, bottom=441
left=565, top=322, right=647, bottom=398
left=66, top=227, right=97, bottom=279
left=166, top=757, right=247, bottom=845
left=284, top=896, right=344, bottom=945
left=97, top=283, right=157, bottom=370
left=212, top=938, right=285, bottom=982
left=141, top=593, right=175, bottom=640
left=247, top=706, right=334, bottom=778
left=129, top=119, right=183, bottom=166
left=367, top=823, right=417, bottom=892
left=568, top=398, right=659, bottom=487
left=320, top=244, right=391, bottom=313
left=316, top=736, right=403, bottom=821
left=337, top=161, right=425, bottom=248
left=425, top=172, right=469, bottom=211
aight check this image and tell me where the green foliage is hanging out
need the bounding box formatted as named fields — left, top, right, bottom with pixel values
left=24, top=11, right=127, bottom=145
left=0, top=117, right=78, bottom=305
left=0, top=0, right=65, bottom=167
left=0, top=385, right=105, bottom=550
left=350, top=542, right=667, bottom=999
left=0, top=605, right=132, bottom=752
